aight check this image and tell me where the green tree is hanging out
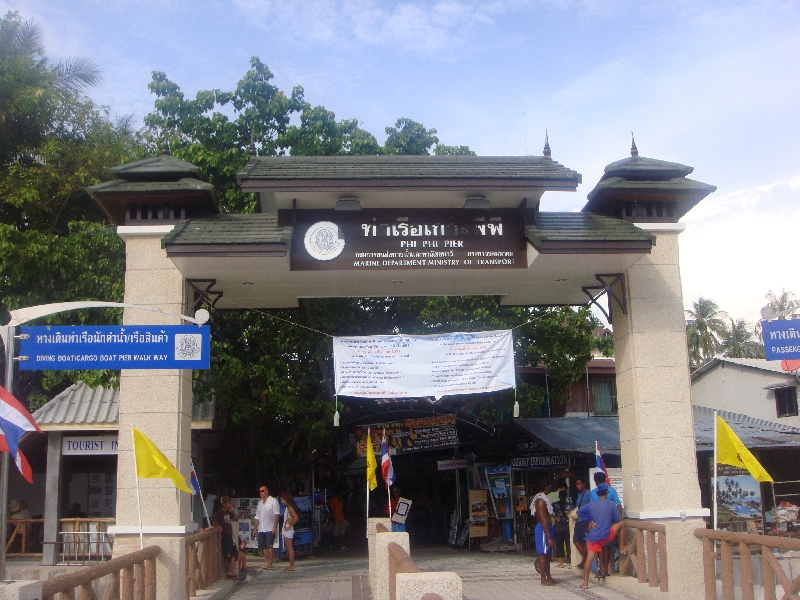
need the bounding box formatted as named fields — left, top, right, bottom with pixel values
left=434, top=144, right=476, bottom=156
left=282, top=105, right=380, bottom=156
left=382, top=118, right=439, bottom=155
left=686, top=297, right=728, bottom=367
left=720, top=318, right=764, bottom=359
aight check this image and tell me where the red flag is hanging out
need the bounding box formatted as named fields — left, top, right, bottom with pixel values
left=0, top=433, right=33, bottom=483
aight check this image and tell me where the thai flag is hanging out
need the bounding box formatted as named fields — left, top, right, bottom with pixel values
left=595, top=441, right=608, bottom=478
left=0, top=385, right=41, bottom=460
left=381, top=435, right=395, bottom=487
left=0, top=433, right=32, bottom=483
left=189, top=460, right=201, bottom=496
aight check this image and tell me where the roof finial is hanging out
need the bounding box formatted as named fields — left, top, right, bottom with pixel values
left=543, top=130, right=551, bottom=158
left=248, top=132, right=257, bottom=157
left=161, top=131, right=171, bottom=156
left=630, top=131, right=638, bottom=157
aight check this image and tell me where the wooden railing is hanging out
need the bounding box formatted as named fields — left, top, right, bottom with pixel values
left=694, top=527, right=800, bottom=600
left=6, top=518, right=44, bottom=556
left=184, top=528, right=224, bottom=600
left=618, top=519, right=668, bottom=592
left=42, top=544, right=159, bottom=600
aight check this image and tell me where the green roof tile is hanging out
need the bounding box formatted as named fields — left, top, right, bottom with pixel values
left=162, top=213, right=292, bottom=247
left=526, top=213, right=654, bottom=253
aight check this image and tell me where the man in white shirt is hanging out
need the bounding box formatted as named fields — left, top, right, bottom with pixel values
left=254, top=485, right=280, bottom=571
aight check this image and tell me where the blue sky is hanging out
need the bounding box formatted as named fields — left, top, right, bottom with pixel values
left=5, top=0, right=799, bottom=324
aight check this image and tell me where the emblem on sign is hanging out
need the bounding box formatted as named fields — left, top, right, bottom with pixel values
left=304, top=221, right=345, bottom=261
left=175, top=334, right=202, bottom=361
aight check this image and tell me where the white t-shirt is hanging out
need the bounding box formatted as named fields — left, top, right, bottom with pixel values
left=255, top=496, right=280, bottom=533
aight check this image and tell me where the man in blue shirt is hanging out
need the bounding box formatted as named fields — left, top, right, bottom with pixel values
left=577, top=485, right=628, bottom=589
left=589, top=471, right=627, bottom=569
left=570, top=477, right=591, bottom=568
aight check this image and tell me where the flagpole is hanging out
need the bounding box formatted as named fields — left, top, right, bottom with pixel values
left=713, top=411, right=718, bottom=530
left=366, top=428, right=371, bottom=538
left=384, top=428, right=393, bottom=521
left=0, top=323, right=15, bottom=580
left=132, top=428, right=144, bottom=549
left=192, top=460, right=211, bottom=528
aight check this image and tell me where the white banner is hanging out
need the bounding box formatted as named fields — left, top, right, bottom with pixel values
left=333, top=330, right=515, bottom=399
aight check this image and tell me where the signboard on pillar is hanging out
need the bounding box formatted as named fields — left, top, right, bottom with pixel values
left=62, top=435, right=119, bottom=455
left=509, top=454, right=569, bottom=469
left=283, top=209, right=527, bottom=271
left=19, top=325, right=211, bottom=370
left=762, top=319, right=800, bottom=360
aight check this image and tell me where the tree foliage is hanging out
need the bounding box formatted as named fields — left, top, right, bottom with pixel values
left=382, top=118, right=439, bottom=155
left=685, top=297, right=729, bottom=367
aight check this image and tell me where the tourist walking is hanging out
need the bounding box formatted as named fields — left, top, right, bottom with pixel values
left=570, top=477, right=591, bottom=568
left=254, top=485, right=280, bottom=571
left=279, top=492, right=300, bottom=572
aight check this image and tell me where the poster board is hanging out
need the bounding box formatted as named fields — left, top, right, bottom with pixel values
left=589, top=467, right=624, bottom=506
left=485, top=467, right=513, bottom=519
left=392, top=498, right=412, bottom=524
left=714, top=464, right=763, bottom=534
left=469, top=490, right=488, bottom=537
left=356, top=415, right=459, bottom=456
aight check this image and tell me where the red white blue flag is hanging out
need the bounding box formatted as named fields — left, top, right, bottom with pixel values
left=0, top=385, right=41, bottom=464
left=381, top=434, right=395, bottom=487
left=189, top=461, right=202, bottom=496
left=0, top=433, right=32, bottom=483
left=595, top=441, right=608, bottom=477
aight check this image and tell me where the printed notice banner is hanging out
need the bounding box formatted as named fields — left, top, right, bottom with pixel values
left=334, top=330, right=515, bottom=399
left=469, top=489, right=489, bottom=537
left=762, top=319, right=800, bottom=360
left=356, top=414, right=459, bottom=456
left=19, top=325, right=210, bottom=370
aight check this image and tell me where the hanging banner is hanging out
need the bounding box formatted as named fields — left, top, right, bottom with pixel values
left=356, top=415, right=459, bottom=456
left=283, top=208, right=526, bottom=271
left=762, top=319, right=800, bottom=360
left=334, top=330, right=515, bottom=399
left=19, top=325, right=210, bottom=370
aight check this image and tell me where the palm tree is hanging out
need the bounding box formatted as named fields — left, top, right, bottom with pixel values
left=685, top=297, right=728, bottom=367
left=720, top=318, right=765, bottom=359
left=754, top=289, right=798, bottom=337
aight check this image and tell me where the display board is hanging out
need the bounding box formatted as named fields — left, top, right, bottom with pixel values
left=333, top=330, right=515, bottom=399
left=715, top=464, right=763, bottom=534
left=485, top=467, right=513, bottom=519
left=469, top=489, right=488, bottom=537
left=356, top=415, right=459, bottom=456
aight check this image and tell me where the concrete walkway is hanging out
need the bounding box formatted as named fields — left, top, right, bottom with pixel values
left=224, top=547, right=650, bottom=600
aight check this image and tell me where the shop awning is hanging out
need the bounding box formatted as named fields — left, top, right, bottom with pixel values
left=511, top=406, right=800, bottom=455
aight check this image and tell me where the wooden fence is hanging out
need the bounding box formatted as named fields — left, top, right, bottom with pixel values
left=618, top=519, right=668, bottom=592
left=42, top=544, right=159, bottom=600
left=694, top=527, right=800, bottom=600
left=184, top=527, right=224, bottom=600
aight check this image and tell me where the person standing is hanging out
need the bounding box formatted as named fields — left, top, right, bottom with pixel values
left=552, top=486, right=573, bottom=568
left=577, top=484, right=628, bottom=589
left=530, top=480, right=557, bottom=586
left=254, top=485, right=280, bottom=571
left=211, top=495, right=239, bottom=580
left=571, top=477, right=591, bottom=568
left=279, top=492, right=300, bottom=572
left=329, top=489, right=348, bottom=550
left=589, top=471, right=627, bottom=573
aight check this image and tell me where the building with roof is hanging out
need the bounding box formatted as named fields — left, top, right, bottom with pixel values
left=691, top=358, right=800, bottom=427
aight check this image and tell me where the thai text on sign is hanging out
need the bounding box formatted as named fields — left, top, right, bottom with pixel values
left=356, top=414, right=459, bottom=456
left=762, top=319, right=800, bottom=360
left=333, top=330, right=515, bottom=399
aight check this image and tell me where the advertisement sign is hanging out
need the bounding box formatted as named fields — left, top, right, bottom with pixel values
left=469, top=490, right=488, bottom=537
left=284, top=208, right=526, bottom=271
left=63, top=435, right=118, bottom=456
left=438, top=459, right=468, bottom=471
left=714, top=464, right=763, bottom=534
left=762, top=319, right=800, bottom=360
left=20, top=325, right=210, bottom=370
left=334, top=330, right=515, bottom=399
left=509, top=454, right=569, bottom=469
left=356, top=415, right=459, bottom=456
left=485, top=467, right=513, bottom=519
left=392, top=498, right=412, bottom=524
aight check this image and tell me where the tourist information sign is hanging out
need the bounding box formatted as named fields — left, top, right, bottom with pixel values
left=762, top=319, right=800, bottom=360
left=18, top=325, right=210, bottom=370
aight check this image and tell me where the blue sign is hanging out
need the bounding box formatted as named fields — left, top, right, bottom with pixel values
left=762, top=319, right=800, bottom=360
left=19, top=325, right=210, bottom=370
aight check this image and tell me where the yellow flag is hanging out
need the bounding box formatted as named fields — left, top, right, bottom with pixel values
left=716, top=415, right=773, bottom=483
left=132, top=428, right=193, bottom=493
left=365, top=430, right=378, bottom=491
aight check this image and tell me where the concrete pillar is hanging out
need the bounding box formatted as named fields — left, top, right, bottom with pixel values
left=108, top=226, right=195, bottom=600
left=612, top=226, right=707, bottom=599
left=368, top=518, right=392, bottom=593
left=41, top=432, right=62, bottom=566
left=373, top=529, right=409, bottom=600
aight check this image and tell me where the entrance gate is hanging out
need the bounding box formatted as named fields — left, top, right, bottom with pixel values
left=85, top=143, right=716, bottom=598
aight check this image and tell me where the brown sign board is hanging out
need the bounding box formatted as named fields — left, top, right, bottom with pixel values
left=280, top=209, right=527, bottom=271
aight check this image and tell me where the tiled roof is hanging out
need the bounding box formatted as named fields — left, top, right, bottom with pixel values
left=162, top=213, right=292, bottom=247
left=513, top=406, right=800, bottom=454
left=601, top=155, right=694, bottom=181
left=237, top=155, right=582, bottom=190
left=87, top=178, right=215, bottom=195
left=691, top=357, right=796, bottom=382
left=33, top=382, right=215, bottom=430
left=109, top=155, right=200, bottom=181
left=526, top=212, right=654, bottom=252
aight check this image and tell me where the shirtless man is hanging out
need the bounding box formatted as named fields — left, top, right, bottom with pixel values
left=531, top=480, right=557, bottom=586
